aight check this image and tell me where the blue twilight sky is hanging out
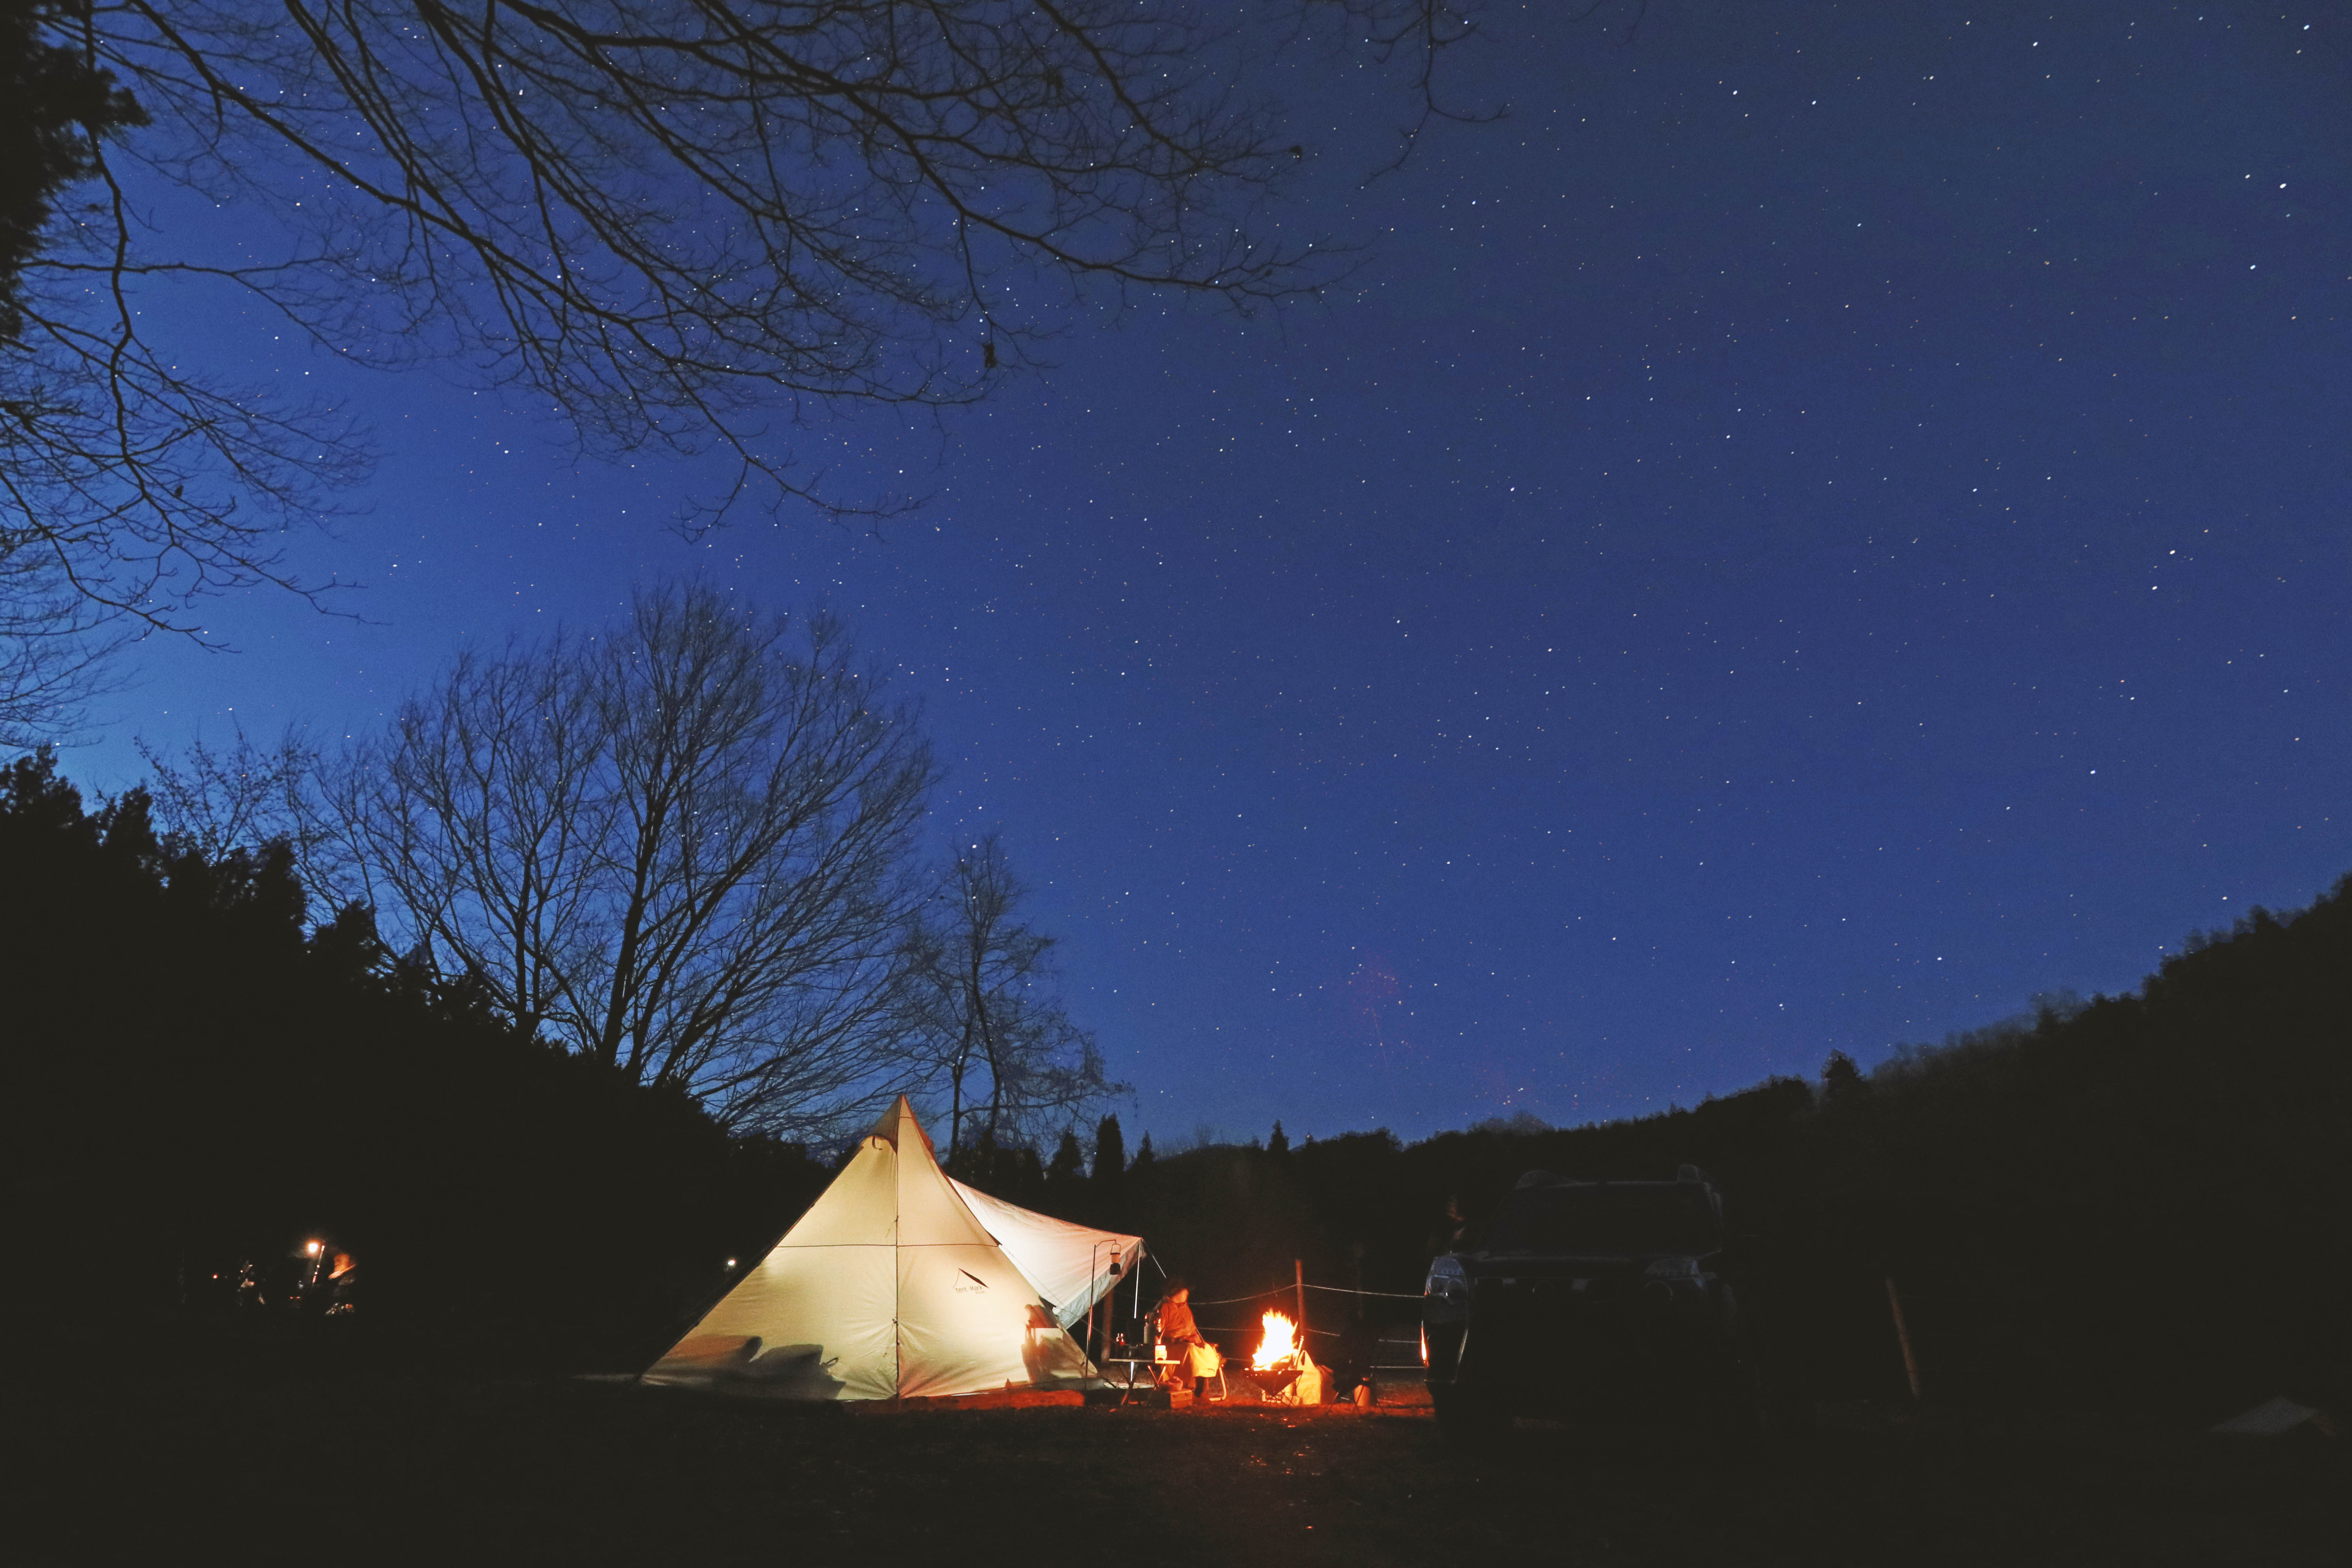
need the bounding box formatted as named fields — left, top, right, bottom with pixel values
left=60, top=0, right=2348, bottom=1146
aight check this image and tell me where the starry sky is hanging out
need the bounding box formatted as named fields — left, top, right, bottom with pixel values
left=65, top=1, right=2348, bottom=1145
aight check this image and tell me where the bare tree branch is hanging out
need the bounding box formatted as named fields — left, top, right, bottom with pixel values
left=903, top=829, right=1121, bottom=1156
left=0, top=530, right=135, bottom=747
left=327, top=581, right=937, bottom=1136
left=3, top=0, right=1490, bottom=703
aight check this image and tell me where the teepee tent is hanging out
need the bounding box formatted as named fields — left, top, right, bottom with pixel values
left=642, top=1098, right=1102, bottom=1401
left=951, top=1178, right=1142, bottom=1331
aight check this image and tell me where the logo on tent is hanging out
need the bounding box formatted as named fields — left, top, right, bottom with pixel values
left=955, top=1269, right=989, bottom=1293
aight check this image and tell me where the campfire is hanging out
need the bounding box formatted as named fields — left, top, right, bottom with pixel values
left=1250, top=1310, right=1301, bottom=1371
left=1245, top=1310, right=1324, bottom=1405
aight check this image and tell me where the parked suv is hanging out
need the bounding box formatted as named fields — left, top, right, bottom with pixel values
left=1421, top=1165, right=1757, bottom=1437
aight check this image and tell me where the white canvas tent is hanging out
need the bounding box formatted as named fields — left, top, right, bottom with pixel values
left=952, top=1178, right=1142, bottom=1330
left=642, top=1097, right=1139, bottom=1401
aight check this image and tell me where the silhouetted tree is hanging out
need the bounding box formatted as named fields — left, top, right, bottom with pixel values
left=1091, top=1114, right=1128, bottom=1221
left=2, top=0, right=1485, bottom=644
left=1268, top=1120, right=1291, bottom=1158
left=903, top=831, right=1121, bottom=1156
left=0, top=544, right=127, bottom=748
left=325, top=583, right=935, bottom=1138
left=1821, top=1050, right=1866, bottom=1102
left=947, top=1127, right=1052, bottom=1210
left=0, top=0, right=145, bottom=336
left=1043, top=1130, right=1087, bottom=1211
left=136, top=724, right=344, bottom=897
left=2, top=743, right=832, bottom=1364
left=0, top=0, right=142, bottom=748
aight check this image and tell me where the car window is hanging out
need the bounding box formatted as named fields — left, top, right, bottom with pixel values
left=1483, top=1186, right=1717, bottom=1254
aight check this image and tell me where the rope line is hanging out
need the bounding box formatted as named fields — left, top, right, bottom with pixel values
left=1181, top=1281, right=1425, bottom=1307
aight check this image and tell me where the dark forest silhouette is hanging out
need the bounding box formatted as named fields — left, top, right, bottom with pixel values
left=1057, top=900, right=2351, bottom=1421
left=0, top=749, right=829, bottom=1369
left=5, top=743, right=2344, bottom=1418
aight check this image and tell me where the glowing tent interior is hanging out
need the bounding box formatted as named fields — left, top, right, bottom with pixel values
left=642, top=1097, right=1142, bottom=1401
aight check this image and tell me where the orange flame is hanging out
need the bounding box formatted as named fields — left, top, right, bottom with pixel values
left=1250, top=1310, right=1301, bottom=1370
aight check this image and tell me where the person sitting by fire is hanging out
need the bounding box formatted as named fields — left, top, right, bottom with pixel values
left=1151, top=1279, right=1221, bottom=1396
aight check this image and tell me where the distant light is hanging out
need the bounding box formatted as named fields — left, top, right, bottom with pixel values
left=724, top=1258, right=738, bottom=1269
left=305, top=1241, right=323, bottom=1256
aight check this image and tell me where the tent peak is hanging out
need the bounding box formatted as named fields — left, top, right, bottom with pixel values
left=867, top=1095, right=935, bottom=1154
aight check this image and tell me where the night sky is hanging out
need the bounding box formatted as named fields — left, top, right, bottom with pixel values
left=68, top=2, right=2347, bottom=1146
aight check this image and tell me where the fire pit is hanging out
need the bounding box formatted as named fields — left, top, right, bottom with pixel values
left=1241, top=1310, right=1325, bottom=1405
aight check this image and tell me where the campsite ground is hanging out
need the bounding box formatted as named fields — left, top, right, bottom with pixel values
left=18, top=1365, right=2345, bottom=1565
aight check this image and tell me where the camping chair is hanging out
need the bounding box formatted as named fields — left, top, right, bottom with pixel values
left=1161, top=1340, right=1227, bottom=1402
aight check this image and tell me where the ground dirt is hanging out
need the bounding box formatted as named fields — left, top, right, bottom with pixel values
left=15, top=1370, right=2347, bottom=1565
